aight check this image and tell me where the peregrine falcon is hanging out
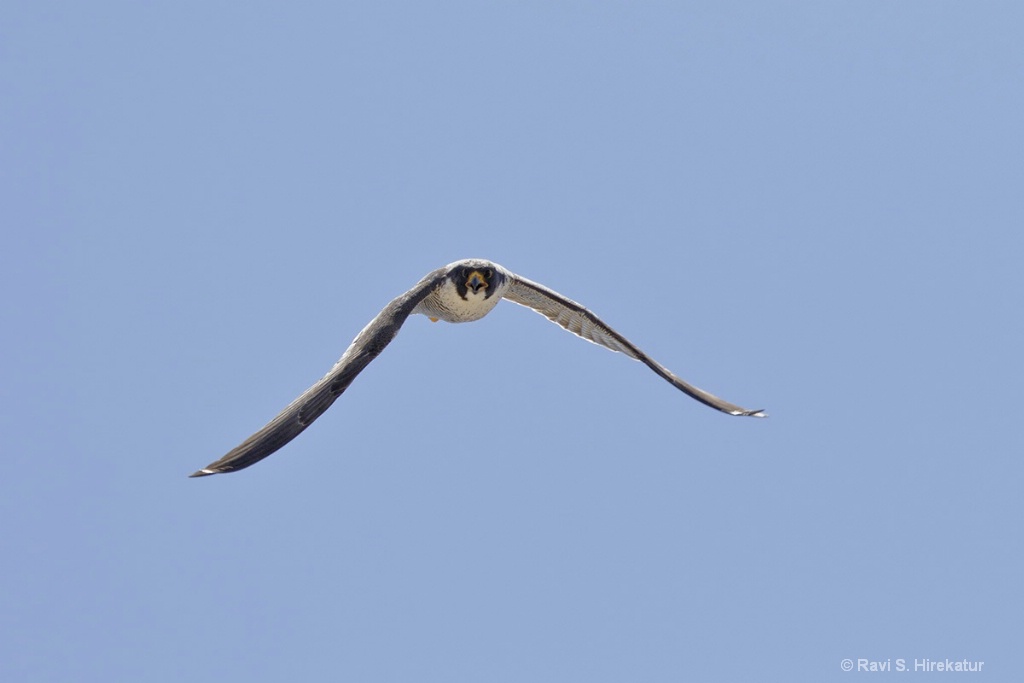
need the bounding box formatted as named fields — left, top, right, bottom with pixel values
left=190, top=259, right=765, bottom=477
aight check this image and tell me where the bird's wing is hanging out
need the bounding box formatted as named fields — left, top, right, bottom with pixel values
left=502, top=274, right=766, bottom=417
left=189, top=267, right=446, bottom=477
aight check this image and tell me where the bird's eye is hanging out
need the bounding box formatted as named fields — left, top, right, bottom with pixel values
left=483, top=268, right=493, bottom=279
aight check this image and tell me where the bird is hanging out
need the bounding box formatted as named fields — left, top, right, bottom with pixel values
left=190, top=258, right=765, bottom=477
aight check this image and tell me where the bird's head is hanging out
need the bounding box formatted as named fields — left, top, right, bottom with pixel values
left=448, top=259, right=505, bottom=300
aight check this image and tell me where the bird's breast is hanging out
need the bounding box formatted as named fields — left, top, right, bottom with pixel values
left=415, top=280, right=505, bottom=323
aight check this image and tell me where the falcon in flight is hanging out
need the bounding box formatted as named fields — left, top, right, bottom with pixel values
left=190, top=259, right=765, bottom=477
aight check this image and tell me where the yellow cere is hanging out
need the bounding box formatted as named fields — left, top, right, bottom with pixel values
left=467, top=271, right=487, bottom=289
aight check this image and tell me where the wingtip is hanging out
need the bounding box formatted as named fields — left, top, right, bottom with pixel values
left=188, top=468, right=218, bottom=478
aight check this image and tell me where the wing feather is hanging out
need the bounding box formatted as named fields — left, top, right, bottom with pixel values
left=503, top=274, right=766, bottom=418
left=189, top=268, right=446, bottom=477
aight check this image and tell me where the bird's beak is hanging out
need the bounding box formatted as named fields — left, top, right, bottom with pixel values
left=466, top=271, right=487, bottom=293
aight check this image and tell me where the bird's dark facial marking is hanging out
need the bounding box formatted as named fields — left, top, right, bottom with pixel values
left=453, top=264, right=497, bottom=300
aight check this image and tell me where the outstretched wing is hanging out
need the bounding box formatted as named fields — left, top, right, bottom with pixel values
left=189, top=268, right=446, bottom=477
left=502, top=274, right=766, bottom=418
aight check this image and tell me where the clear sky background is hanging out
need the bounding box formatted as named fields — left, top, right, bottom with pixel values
left=3, top=2, right=1022, bottom=681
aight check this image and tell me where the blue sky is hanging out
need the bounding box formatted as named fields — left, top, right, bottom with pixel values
left=3, top=1, right=1022, bottom=681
